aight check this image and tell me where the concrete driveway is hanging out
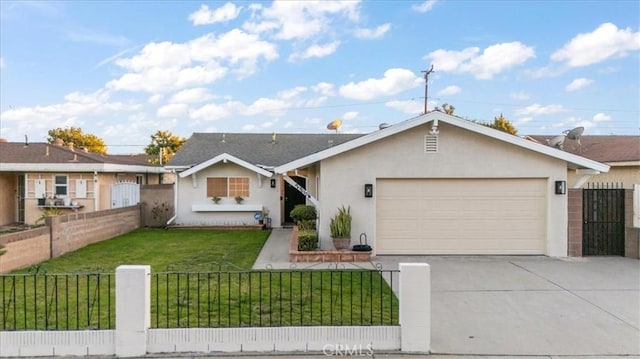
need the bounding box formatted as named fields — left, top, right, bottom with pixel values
left=374, top=255, right=640, bottom=356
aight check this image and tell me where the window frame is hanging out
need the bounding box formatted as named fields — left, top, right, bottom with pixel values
left=206, top=177, right=250, bottom=198
left=54, top=174, right=68, bottom=197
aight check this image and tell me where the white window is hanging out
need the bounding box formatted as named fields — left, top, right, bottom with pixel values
left=54, top=175, right=68, bottom=196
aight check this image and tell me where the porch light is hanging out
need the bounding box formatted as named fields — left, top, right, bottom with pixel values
left=555, top=180, right=566, bottom=195
left=364, top=184, right=373, bottom=198
left=270, top=179, right=276, bottom=188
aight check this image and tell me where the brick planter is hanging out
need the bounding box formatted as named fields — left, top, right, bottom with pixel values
left=288, top=226, right=372, bottom=262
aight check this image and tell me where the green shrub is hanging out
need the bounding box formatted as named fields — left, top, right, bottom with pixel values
left=329, top=205, right=351, bottom=238
left=297, top=219, right=316, bottom=231
left=290, top=205, right=317, bottom=223
left=297, top=230, right=318, bottom=251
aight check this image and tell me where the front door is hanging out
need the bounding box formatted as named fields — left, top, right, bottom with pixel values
left=284, top=176, right=307, bottom=224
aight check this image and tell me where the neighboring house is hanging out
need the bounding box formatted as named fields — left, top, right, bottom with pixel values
left=0, top=139, right=167, bottom=226
left=167, top=111, right=609, bottom=257
left=526, top=135, right=639, bottom=189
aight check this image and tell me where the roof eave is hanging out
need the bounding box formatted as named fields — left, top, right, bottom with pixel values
left=0, top=163, right=166, bottom=173
left=179, top=153, right=273, bottom=178
left=274, top=112, right=610, bottom=174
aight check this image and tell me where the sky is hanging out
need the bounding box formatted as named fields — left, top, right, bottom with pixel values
left=0, top=0, right=639, bottom=154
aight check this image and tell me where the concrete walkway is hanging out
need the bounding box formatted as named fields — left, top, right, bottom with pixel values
left=251, top=229, right=640, bottom=356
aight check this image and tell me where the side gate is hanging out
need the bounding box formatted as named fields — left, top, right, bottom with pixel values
left=582, top=183, right=625, bottom=256
left=111, top=181, right=140, bottom=209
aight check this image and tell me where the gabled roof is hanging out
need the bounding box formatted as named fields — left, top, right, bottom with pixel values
left=274, top=111, right=610, bottom=174
left=179, top=153, right=273, bottom=178
left=0, top=142, right=165, bottom=173
left=166, top=132, right=364, bottom=169
left=526, top=135, right=639, bottom=164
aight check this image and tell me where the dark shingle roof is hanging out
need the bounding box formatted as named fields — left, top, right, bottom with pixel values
left=168, top=133, right=365, bottom=167
left=526, top=135, right=639, bottom=163
left=0, top=142, right=158, bottom=166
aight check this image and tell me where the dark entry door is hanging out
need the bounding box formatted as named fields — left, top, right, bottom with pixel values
left=583, top=186, right=625, bottom=255
left=284, top=176, right=307, bottom=224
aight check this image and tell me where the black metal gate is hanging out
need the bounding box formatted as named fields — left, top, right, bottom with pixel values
left=583, top=183, right=625, bottom=256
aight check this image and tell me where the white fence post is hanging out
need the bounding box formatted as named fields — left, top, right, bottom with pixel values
left=116, top=265, right=150, bottom=357
left=399, top=263, right=431, bottom=353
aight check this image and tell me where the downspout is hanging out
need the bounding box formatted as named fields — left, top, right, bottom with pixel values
left=166, top=170, right=178, bottom=226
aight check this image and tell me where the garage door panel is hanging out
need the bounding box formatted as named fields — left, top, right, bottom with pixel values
left=376, top=178, right=546, bottom=255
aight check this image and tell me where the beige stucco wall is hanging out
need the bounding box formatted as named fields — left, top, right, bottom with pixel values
left=175, top=163, right=280, bottom=226
left=568, top=165, right=639, bottom=189
left=317, top=122, right=569, bottom=257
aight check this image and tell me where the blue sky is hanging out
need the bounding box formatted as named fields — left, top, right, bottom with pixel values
left=0, top=0, right=638, bottom=154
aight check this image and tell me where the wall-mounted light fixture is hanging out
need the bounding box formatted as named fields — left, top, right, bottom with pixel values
left=270, top=179, right=276, bottom=188
left=555, top=180, right=566, bottom=195
left=364, top=184, right=373, bottom=198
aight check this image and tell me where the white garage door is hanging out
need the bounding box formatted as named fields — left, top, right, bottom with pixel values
left=376, top=178, right=547, bottom=255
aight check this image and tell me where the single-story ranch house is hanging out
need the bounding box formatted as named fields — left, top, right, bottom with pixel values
left=166, top=111, right=609, bottom=257
left=0, top=139, right=167, bottom=226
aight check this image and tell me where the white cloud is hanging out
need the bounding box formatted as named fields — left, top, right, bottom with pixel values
left=190, top=103, right=231, bottom=121
left=170, top=88, right=215, bottom=104
left=412, top=0, right=437, bottom=13
left=354, top=23, right=391, bottom=39
left=0, top=57, right=5, bottom=69
left=593, top=112, right=611, bottom=122
left=0, top=90, right=141, bottom=141
left=243, top=1, right=360, bottom=40
left=107, top=30, right=278, bottom=93
left=565, top=78, right=593, bottom=92
left=385, top=99, right=423, bottom=114
left=66, top=26, right=129, bottom=46
left=157, top=103, right=189, bottom=118
left=437, top=85, right=461, bottom=96
left=243, top=97, right=289, bottom=116
left=515, top=104, right=566, bottom=116
left=148, top=94, right=164, bottom=104
left=426, top=42, right=535, bottom=79
left=289, top=42, right=340, bottom=61
left=510, top=92, right=530, bottom=100
left=339, top=68, right=422, bottom=100
left=342, top=111, right=358, bottom=120
left=277, top=86, right=307, bottom=99
left=312, top=82, right=335, bottom=96
left=242, top=124, right=258, bottom=131
left=189, top=3, right=241, bottom=25
left=551, top=23, right=640, bottom=67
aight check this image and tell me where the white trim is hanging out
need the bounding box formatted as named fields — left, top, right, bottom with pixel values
left=179, top=153, right=273, bottom=178
left=274, top=112, right=610, bottom=174
left=607, top=161, right=640, bottom=167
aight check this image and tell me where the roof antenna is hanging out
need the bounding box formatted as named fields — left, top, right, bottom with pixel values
left=24, top=134, right=28, bottom=146
left=421, top=65, right=434, bottom=114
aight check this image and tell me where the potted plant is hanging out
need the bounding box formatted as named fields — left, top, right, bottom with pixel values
left=211, top=196, right=221, bottom=204
left=234, top=196, right=244, bottom=204
left=329, top=205, right=352, bottom=250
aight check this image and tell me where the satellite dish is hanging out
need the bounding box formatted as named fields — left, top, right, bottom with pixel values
left=326, top=119, right=342, bottom=132
left=379, top=123, right=390, bottom=130
left=546, top=135, right=566, bottom=149
left=564, top=126, right=584, bottom=145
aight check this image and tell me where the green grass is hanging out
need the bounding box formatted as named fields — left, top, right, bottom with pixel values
left=0, top=228, right=398, bottom=330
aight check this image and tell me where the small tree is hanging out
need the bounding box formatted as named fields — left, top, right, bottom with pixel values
left=483, top=113, right=518, bottom=135
left=47, top=127, right=107, bottom=154
left=144, top=130, right=187, bottom=165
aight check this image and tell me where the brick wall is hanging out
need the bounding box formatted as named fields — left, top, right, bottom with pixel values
left=567, top=189, right=583, bottom=257
left=624, top=189, right=640, bottom=259
left=0, top=227, right=50, bottom=273
left=0, top=205, right=141, bottom=273
left=50, top=206, right=141, bottom=258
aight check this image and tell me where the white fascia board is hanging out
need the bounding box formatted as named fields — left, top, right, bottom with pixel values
left=179, top=153, right=273, bottom=178
left=274, top=111, right=610, bottom=174
left=607, top=161, right=640, bottom=167
left=0, top=163, right=166, bottom=173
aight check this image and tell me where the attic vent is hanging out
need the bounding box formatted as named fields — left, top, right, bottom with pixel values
left=424, top=134, right=438, bottom=153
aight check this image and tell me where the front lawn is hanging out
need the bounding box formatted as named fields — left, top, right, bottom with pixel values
left=0, top=228, right=398, bottom=330
left=13, top=228, right=270, bottom=273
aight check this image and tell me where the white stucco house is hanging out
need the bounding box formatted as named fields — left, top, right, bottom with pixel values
left=166, top=111, right=609, bottom=257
